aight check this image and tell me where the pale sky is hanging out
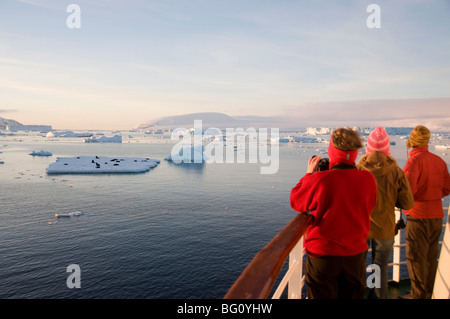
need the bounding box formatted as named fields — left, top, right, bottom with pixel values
left=0, top=0, right=449, bottom=130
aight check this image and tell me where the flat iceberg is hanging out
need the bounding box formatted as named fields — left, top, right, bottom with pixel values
left=29, top=150, right=53, bottom=156
left=46, top=131, right=93, bottom=138
left=83, top=135, right=122, bottom=143
left=47, top=156, right=160, bottom=174
left=435, top=145, right=450, bottom=150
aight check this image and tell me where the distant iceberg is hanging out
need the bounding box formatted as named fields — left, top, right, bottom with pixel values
left=47, top=156, right=160, bottom=174
left=305, top=127, right=413, bottom=136
left=83, top=135, right=122, bottom=143
left=46, top=131, right=93, bottom=138
left=305, top=127, right=332, bottom=135
left=278, top=136, right=322, bottom=143
left=435, top=145, right=450, bottom=150
left=29, top=150, right=53, bottom=156
left=291, top=136, right=321, bottom=143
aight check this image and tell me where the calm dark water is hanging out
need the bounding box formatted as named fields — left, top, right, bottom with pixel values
left=0, top=134, right=448, bottom=298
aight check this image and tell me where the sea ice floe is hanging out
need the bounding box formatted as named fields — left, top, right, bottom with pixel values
left=83, top=135, right=122, bottom=143
left=46, top=156, right=160, bottom=174
left=46, top=131, right=93, bottom=138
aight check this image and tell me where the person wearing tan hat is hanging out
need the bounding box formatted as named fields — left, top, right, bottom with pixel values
left=403, top=125, right=450, bottom=299
left=357, top=127, right=414, bottom=299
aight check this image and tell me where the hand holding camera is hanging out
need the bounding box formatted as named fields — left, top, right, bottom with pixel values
left=308, top=155, right=330, bottom=173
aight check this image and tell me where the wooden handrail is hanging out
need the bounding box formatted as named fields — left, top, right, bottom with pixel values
left=224, top=212, right=313, bottom=299
left=225, top=204, right=449, bottom=299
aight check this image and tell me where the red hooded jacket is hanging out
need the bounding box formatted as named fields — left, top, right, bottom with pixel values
left=290, top=162, right=377, bottom=257
left=403, top=146, right=450, bottom=218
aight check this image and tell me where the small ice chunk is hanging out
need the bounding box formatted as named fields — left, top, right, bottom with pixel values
left=29, top=150, right=53, bottom=156
left=55, top=211, right=84, bottom=218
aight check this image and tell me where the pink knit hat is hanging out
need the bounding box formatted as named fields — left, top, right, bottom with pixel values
left=366, top=127, right=390, bottom=155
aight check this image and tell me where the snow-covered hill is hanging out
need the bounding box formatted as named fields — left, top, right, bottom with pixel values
left=135, top=112, right=284, bottom=130
left=0, top=117, right=22, bottom=130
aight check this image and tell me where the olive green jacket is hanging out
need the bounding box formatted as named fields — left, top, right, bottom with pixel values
left=357, top=151, right=414, bottom=239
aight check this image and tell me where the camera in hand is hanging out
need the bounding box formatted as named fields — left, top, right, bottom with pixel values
left=312, top=156, right=330, bottom=171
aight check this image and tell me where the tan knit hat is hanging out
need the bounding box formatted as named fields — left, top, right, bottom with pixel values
left=407, top=125, right=430, bottom=148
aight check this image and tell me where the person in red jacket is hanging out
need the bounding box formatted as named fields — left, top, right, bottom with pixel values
left=290, top=128, right=377, bottom=299
left=403, top=125, right=450, bottom=299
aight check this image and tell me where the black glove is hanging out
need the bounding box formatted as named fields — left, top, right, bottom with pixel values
left=395, top=218, right=406, bottom=235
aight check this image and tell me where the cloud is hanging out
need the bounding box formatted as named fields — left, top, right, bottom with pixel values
left=13, top=0, right=58, bottom=10
left=1, top=1, right=449, bottom=130
left=14, top=0, right=42, bottom=7
left=0, top=109, right=18, bottom=113
left=283, top=97, right=450, bottom=132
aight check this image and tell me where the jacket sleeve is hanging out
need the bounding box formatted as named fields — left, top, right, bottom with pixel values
left=290, top=174, right=317, bottom=214
left=403, top=158, right=419, bottom=197
left=396, top=168, right=415, bottom=210
left=443, top=164, right=450, bottom=198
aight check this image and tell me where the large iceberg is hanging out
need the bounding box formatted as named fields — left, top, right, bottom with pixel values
left=165, top=144, right=207, bottom=164
left=47, top=156, right=160, bottom=174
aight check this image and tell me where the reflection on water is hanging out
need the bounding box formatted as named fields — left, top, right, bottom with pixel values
left=165, top=160, right=206, bottom=173
left=0, top=133, right=448, bottom=298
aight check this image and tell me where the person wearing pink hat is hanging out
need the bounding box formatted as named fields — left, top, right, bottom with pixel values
left=357, top=126, right=414, bottom=299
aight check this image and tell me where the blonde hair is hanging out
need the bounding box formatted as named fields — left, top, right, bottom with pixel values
left=407, top=125, right=430, bottom=148
left=331, top=127, right=364, bottom=151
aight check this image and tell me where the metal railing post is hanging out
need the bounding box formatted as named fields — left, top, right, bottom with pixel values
left=287, top=237, right=304, bottom=299
left=392, top=208, right=402, bottom=282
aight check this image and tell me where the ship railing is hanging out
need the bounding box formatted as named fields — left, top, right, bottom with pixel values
left=390, top=207, right=448, bottom=283
left=224, top=205, right=449, bottom=299
left=224, top=212, right=312, bottom=299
